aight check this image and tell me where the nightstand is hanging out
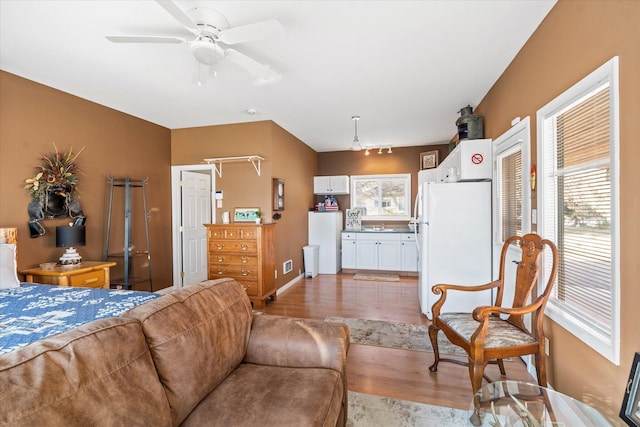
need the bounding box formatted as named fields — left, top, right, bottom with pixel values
left=20, top=261, right=117, bottom=289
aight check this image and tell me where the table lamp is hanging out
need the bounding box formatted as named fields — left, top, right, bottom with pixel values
left=56, top=225, right=86, bottom=265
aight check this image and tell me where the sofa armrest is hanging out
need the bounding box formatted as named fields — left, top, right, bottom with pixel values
left=244, top=315, right=349, bottom=374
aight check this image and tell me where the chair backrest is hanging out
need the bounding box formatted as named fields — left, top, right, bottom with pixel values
left=494, top=234, right=559, bottom=332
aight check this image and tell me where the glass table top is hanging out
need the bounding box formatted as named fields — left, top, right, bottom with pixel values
left=468, top=381, right=614, bottom=426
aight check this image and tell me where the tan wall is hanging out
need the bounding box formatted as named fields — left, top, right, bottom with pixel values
left=317, top=144, right=450, bottom=223
left=170, top=120, right=317, bottom=289
left=474, top=0, right=640, bottom=419
left=0, top=71, right=173, bottom=290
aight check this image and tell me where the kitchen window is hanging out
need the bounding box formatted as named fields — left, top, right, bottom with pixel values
left=537, top=57, right=620, bottom=364
left=350, top=174, right=411, bottom=221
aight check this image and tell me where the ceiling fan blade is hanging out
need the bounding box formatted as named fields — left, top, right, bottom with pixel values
left=218, top=19, right=284, bottom=45
left=155, top=0, right=200, bottom=34
left=106, top=35, right=186, bottom=44
left=224, top=49, right=281, bottom=83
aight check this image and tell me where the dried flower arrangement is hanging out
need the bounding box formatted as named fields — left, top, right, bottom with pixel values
left=24, top=143, right=85, bottom=204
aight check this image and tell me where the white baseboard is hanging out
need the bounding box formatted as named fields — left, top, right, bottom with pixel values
left=276, top=273, right=304, bottom=296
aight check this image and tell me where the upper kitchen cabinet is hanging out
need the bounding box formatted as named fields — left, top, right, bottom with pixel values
left=313, top=175, right=350, bottom=195
left=437, top=139, right=492, bottom=182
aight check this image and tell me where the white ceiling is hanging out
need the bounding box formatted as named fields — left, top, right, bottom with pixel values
left=0, top=0, right=556, bottom=152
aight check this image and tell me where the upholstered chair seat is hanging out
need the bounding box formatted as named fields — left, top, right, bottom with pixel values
left=437, top=313, right=538, bottom=349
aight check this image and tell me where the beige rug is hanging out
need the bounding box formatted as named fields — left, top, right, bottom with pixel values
left=325, top=316, right=467, bottom=356
left=353, top=273, right=400, bottom=282
left=347, top=391, right=467, bottom=426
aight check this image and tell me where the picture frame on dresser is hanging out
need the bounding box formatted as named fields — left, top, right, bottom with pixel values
left=620, top=352, right=640, bottom=426
left=234, top=208, right=260, bottom=222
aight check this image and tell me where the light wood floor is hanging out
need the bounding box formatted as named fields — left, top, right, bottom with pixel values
left=261, top=273, right=536, bottom=410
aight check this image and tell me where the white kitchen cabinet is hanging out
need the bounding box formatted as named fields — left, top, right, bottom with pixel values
left=341, top=232, right=357, bottom=269
left=314, top=175, right=350, bottom=195
left=437, top=139, right=492, bottom=182
left=400, top=234, right=418, bottom=272
left=343, top=232, right=416, bottom=272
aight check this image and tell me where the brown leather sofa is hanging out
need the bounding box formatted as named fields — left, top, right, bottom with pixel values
left=0, top=278, right=350, bottom=426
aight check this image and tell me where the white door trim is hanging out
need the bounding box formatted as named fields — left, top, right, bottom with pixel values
left=171, top=164, right=216, bottom=289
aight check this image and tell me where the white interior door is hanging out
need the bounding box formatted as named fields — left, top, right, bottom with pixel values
left=492, top=117, right=533, bottom=371
left=171, top=165, right=215, bottom=288
left=181, top=171, right=211, bottom=286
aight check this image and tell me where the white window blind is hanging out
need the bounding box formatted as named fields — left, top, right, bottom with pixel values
left=537, top=56, right=619, bottom=364
left=500, top=149, right=522, bottom=240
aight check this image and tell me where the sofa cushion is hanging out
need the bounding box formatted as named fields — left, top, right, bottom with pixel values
left=182, top=363, right=345, bottom=427
left=122, top=278, right=253, bottom=426
left=0, top=317, right=172, bottom=426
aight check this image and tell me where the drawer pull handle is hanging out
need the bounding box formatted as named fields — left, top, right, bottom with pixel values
left=240, top=244, right=249, bottom=251
left=241, top=270, right=249, bottom=276
left=216, top=244, right=225, bottom=250
left=216, top=256, right=224, bottom=262
left=240, top=257, right=249, bottom=264
left=83, top=277, right=99, bottom=285
left=243, top=285, right=250, bottom=292
left=216, top=269, right=225, bottom=275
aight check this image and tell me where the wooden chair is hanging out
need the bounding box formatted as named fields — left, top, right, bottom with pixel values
left=427, top=233, right=559, bottom=399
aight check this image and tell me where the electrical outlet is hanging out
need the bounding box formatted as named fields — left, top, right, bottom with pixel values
left=274, top=269, right=278, bottom=279
left=545, top=337, right=550, bottom=356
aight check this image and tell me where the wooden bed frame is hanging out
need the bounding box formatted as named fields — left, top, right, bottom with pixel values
left=0, top=227, right=17, bottom=245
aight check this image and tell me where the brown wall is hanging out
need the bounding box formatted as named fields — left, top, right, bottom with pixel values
left=317, top=144, right=450, bottom=224
left=170, top=120, right=317, bottom=289
left=0, top=71, right=173, bottom=290
left=474, top=0, right=640, bottom=419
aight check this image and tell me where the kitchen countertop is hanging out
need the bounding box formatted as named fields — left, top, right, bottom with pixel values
left=343, top=226, right=415, bottom=233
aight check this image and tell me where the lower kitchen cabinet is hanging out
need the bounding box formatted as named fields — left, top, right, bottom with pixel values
left=342, top=232, right=417, bottom=272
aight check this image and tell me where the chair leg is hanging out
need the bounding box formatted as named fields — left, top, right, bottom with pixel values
left=468, top=358, right=488, bottom=427
left=497, top=358, right=506, bottom=376
left=534, top=351, right=548, bottom=387
left=428, top=324, right=440, bottom=373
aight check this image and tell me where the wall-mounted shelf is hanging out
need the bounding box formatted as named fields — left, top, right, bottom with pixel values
left=203, top=155, right=265, bottom=177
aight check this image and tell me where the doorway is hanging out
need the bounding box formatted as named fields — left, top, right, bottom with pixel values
left=171, top=165, right=215, bottom=288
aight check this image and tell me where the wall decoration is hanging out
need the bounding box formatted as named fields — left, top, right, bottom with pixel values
left=24, top=144, right=87, bottom=238
left=620, top=352, right=640, bottom=426
left=273, top=178, right=285, bottom=211
left=420, top=150, right=439, bottom=170
left=234, top=208, right=260, bottom=222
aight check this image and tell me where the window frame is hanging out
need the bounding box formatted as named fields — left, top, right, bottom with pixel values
left=350, top=174, right=411, bottom=221
left=536, top=56, right=620, bottom=365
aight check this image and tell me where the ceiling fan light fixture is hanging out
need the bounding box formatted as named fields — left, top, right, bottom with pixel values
left=190, top=39, right=225, bottom=65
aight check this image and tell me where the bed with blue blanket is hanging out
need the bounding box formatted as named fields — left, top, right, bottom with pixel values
left=0, top=283, right=159, bottom=355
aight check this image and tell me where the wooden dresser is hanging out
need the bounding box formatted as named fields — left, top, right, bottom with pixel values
left=20, top=261, right=117, bottom=289
left=205, top=223, right=276, bottom=309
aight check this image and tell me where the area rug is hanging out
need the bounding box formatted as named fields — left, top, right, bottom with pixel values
left=325, top=316, right=466, bottom=356
left=347, top=391, right=467, bottom=426
left=353, top=273, right=400, bottom=282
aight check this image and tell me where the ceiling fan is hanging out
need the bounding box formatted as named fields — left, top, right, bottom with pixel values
left=106, top=0, right=284, bottom=84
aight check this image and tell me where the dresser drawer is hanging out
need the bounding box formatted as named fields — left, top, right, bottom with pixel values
left=235, top=279, right=258, bottom=296
left=209, top=254, right=257, bottom=266
left=69, top=270, right=106, bottom=288
left=209, top=240, right=258, bottom=253
left=209, top=264, right=258, bottom=280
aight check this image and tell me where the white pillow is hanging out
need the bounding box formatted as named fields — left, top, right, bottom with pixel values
left=0, top=243, right=20, bottom=289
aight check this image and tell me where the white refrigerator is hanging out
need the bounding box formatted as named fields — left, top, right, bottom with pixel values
left=308, top=211, right=343, bottom=274
left=416, top=180, right=493, bottom=319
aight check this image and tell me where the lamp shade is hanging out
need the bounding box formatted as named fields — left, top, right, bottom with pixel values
left=56, top=226, right=86, bottom=248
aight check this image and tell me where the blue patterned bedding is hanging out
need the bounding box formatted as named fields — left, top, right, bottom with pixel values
left=0, top=283, right=160, bottom=355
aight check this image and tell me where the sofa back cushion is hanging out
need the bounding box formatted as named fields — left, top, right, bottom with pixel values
left=122, top=278, right=253, bottom=425
left=0, top=317, right=172, bottom=426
